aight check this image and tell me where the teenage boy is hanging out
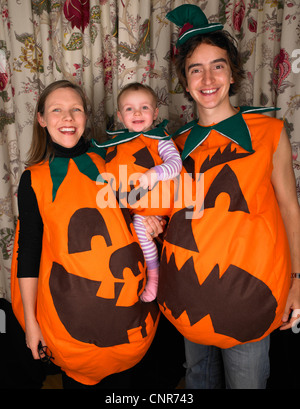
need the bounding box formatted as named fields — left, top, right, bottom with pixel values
left=157, top=5, right=300, bottom=389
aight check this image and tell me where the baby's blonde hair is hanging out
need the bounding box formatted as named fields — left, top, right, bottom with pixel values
left=117, top=82, right=158, bottom=110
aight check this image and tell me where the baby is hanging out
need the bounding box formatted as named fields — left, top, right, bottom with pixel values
left=99, top=83, right=182, bottom=302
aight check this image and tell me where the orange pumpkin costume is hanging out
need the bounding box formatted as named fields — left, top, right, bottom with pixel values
left=96, top=121, right=178, bottom=216
left=157, top=107, right=291, bottom=348
left=11, top=144, right=159, bottom=385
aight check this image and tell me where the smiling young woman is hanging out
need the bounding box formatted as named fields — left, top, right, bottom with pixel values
left=37, top=87, right=87, bottom=149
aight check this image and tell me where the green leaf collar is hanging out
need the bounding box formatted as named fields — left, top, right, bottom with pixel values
left=49, top=141, right=106, bottom=202
left=178, top=107, right=279, bottom=161
left=93, top=120, right=171, bottom=148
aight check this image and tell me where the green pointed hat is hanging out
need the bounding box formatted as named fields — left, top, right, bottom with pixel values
left=166, top=4, right=223, bottom=47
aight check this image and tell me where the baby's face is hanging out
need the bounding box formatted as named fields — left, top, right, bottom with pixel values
left=117, top=89, right=158, bottom=133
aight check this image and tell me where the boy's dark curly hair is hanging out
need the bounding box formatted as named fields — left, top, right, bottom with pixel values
left=175, top=30, right=245, bottom=101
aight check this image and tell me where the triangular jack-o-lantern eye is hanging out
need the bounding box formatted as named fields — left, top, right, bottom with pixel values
left=68, top=208, right=112, bottom=253
left=133, top=146, right=155, bottom=169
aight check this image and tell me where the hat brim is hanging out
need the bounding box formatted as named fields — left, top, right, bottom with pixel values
left=177, top=23, right=224, bottom=46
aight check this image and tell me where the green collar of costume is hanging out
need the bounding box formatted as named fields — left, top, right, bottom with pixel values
left=49, top=140, right=106, bottom=202
left=93, top=120, right=171, bottom=149
left=178, top=106, right=279, bottom=161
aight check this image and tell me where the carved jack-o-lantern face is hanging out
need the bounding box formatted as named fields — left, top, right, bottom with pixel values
left=158, top=124, right=291, bottom=348
left=50, top=207, right=159, bottom=348
left=11, top=152, right=159, bottom=385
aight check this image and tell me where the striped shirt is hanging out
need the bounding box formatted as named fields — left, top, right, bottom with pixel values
left=133, top=138, right=182, bottom=270
left=154, top=139, right=182, bottom=181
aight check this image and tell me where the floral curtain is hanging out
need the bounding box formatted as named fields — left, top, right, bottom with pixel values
left=0, top=0, right=299, bottom=301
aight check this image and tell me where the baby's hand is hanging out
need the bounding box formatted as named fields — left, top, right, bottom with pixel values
left=139, top=169, right=158, bottom=190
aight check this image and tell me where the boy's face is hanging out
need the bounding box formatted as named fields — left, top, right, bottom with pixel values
left=185, top=42, right=234, bottom=119
left=117, top=89, right=159, bottom=133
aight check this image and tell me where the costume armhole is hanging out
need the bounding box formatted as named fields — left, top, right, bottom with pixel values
left=272, top=119, right=285, bottom=155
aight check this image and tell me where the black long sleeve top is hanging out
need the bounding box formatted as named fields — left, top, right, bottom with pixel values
left=17, top=137, right=90, bottom=278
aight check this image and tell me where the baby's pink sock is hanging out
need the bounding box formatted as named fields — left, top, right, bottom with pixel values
left=140, top=268, right=159, bottom=302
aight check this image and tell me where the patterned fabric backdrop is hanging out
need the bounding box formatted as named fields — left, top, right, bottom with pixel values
left=0, top=0, right=299, bottom=301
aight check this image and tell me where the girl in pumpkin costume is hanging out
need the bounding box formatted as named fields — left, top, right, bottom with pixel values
left=157, top=5, right=300, bottom=389
left=94, top=83, right=182, bottom=302
left=10, top=80, right=161, bottom=387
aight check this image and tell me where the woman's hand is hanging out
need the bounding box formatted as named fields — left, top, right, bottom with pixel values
left=19, top=277, right=46, bottom=359
left=25, top=317, right=46, bottom=359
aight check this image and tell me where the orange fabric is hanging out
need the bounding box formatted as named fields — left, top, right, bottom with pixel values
left=158, top=113, right=291, bottom=348
left=11, top=151, right=159, bottom=385
left=104, top=134, right=177, bottom=216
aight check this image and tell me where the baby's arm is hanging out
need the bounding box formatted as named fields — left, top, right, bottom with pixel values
left=139, top=140, right=182, bottom=189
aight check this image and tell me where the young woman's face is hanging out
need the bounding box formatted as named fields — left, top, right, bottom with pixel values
left=117, top=89, right=159, bottom=133
left=37, top=87, right=87, bottom=148
left=185, top=42, right=234, bottom=118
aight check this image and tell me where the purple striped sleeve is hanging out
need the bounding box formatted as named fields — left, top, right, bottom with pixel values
left=153, top=139, right=182, bottom=181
